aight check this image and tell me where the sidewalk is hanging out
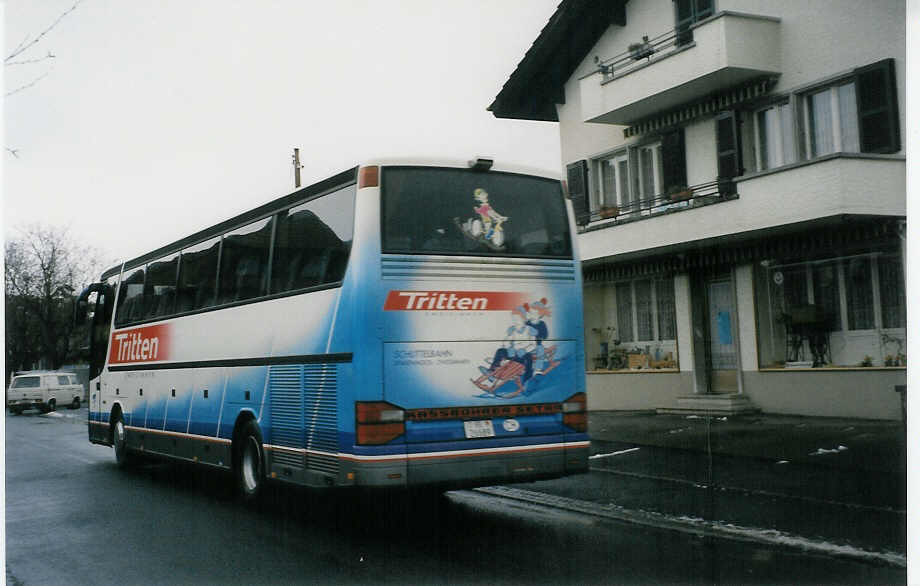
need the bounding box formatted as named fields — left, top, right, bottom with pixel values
left=503, top=411, right=907, bottom=564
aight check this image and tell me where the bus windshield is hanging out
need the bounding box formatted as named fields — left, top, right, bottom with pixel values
left=381, top=166, right=572, bottom=258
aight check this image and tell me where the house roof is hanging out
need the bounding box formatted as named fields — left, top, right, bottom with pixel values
left=488, top=0, right=627, bottom=122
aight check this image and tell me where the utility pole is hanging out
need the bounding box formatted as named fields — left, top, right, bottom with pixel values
left=292, top=148, right=303, bottom=188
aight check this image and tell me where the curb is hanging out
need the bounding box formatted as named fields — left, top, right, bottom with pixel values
left=472, top=486, right=907, bottom=569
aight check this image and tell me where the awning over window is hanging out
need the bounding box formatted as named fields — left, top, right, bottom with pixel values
left=584, top=218, right=903, bottom=282
left=623, top=76, right=778, bottom=138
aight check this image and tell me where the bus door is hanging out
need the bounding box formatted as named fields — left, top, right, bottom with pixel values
left=77, top=281, right=115, bottom=443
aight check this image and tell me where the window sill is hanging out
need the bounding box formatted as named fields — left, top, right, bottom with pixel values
left=738, top=152, right=905, bottom=184
left=759, top=366, right=906, bottom=372
left=587, top=368, right=681, bottom=374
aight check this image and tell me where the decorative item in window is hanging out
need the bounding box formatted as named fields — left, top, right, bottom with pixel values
left=629, top=37, right=654, bottom=61
left=667, top=184, right=693, bottom=201
left=860, top=355, right=873, bottom=367
left=599, top=205, right=620, bottom=219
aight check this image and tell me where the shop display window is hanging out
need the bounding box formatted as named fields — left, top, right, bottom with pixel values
left=585, top=276, right=679, bottom=371
left=755, top=250, right=905, bottom=368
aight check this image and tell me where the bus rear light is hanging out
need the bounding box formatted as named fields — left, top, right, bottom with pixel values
left=356, top=401, right=405, bottom=445
left=358, top=166, right=379, bottom=188
left=356, top=422, right=405, bottom=445
left=356, top=401, right=404, bottom=423
left=562, top=392, right=587, bottom=432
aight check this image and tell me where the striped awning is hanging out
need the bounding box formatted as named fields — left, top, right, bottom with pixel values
left=623, top=76, right=778, bottom=138
left=583, top=218, right=903, bottom=282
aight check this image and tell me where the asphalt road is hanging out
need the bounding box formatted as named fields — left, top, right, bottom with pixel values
left=5, top=409, right=906, bottom=585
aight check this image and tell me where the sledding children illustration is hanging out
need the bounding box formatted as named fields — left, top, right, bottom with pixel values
left=456, top=188, right=508, bottom=249
left=472, top=297, right=559, bottom=397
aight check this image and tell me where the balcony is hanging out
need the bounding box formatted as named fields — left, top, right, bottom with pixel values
left=580, top=12, right=781, bottom=125
left=578, top=155, right=905, bottom=262
left=580, top=179, right=734, bottom=229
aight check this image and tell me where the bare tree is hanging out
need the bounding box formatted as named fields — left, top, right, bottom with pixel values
left=5, top=0, right=87, bottom=157
left=5, top=224, right=104, bottom=378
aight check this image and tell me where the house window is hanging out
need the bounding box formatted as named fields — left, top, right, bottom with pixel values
left=755, top=102, right=796, bottom=170
left=597, top=152, right=630, bottom=210
left=586, top=276, right=680, bottom=371
left=805, top=82, right=859, bottom=158
left=613, top=278, right=678, bottom=345
left=675, top=0, right=714, bottom=45
left=755, top=249, right=905, bottom=368
left=637, top=142, right=663, bottom=200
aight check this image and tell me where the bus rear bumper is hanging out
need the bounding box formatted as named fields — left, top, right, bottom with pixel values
left=342, top=439, right=590, bottom=489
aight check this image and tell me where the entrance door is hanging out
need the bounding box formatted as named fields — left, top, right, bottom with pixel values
left=707, top=278, right=738, bottom=394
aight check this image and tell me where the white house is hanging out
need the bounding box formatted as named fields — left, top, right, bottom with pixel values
left=490, top=0, right=906, bottom=419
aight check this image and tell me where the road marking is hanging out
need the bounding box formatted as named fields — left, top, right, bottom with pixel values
left=472, top=486, right=907, bottom=569
left=589, top=447, right=640, bottom=460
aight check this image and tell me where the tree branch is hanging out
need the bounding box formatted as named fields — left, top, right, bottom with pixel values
left=5, top=0, right=85, bottom=63
left=5, top=69, right=52, bottom=97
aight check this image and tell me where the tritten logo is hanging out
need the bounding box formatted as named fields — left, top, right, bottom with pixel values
left=384, top=290, right=527, bottom=311
left=109, top=324, right=171, bottom=364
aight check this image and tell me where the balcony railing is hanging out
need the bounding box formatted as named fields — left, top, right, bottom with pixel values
left=580, top=179, right=736, bottom=230
left=593, top=26, right=691, bottom=83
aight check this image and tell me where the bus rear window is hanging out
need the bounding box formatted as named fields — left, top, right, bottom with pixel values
left=381, top=167, right=572, bottom=258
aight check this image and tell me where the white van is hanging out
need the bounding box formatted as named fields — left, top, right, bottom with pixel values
left=7, top=372, right=84, bottom=414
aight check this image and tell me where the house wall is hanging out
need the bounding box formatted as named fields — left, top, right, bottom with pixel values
left=559, top=0, right=906, bottom=420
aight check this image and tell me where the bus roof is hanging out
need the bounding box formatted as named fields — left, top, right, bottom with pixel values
left=101, top=158, right=562, bottom=280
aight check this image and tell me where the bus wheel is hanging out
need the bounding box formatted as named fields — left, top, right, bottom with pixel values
left=70, top=397, right=81, bottom=410
left=112, top=413, right=131, bottom=467
left=235, top=420, right=264, bottom=500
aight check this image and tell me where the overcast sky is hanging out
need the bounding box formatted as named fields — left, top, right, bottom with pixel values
left=3, top=0, right=561, bottom=269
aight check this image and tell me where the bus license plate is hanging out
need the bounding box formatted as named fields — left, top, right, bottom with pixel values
left=463, top=420, right=495, bottom=439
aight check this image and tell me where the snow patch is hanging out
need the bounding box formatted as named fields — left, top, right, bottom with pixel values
left=589, top=447, right=640, bottom=460
left=809, top=445, right=849, bottom=456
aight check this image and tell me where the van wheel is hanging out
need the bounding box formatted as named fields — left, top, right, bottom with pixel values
left=112, top=413, right=131, bottom=467
left=234, top=420, right=264, bottom=500
left=70, top=397, right=81, bottom=410
left=47, top=399, right=56, bottom=412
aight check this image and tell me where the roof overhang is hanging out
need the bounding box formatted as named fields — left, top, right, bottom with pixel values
left=488, top=0, right=627, bottom=122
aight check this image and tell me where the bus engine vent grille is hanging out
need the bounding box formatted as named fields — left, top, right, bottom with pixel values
left=269, top=363, right=339, bottom=475
left=303, top=363, right=339, bottom=475
left=382, top=255, right=576, bottom=282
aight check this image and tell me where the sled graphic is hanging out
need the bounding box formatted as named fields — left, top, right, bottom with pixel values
left=471, top=345, right=558, bottom=398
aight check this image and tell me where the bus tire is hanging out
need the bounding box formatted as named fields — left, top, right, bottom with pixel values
left=112, top=412, right=131, bottom=468
left=234, top=419, right=264, bottom=501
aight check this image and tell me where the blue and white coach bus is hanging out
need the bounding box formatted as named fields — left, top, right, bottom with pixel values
left=77, top=157, right=589, bottom=498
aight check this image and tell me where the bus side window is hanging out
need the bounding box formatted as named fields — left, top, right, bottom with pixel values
left=271, top=185, right=355, bottom=294
left=143, top=253, right=178, bottom=319
left=115, top=266, right=146, bottom=326
left=177, top=236, right=220, bottom=313
left=218, top=217, right=272, bottom=304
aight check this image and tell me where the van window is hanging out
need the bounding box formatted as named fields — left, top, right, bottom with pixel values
left=58, top=375, right=71, bottom=385
left=10, top=376, right=40, bottom=389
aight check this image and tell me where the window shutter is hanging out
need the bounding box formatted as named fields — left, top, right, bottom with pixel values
left=855, top=58, right=900, bottom=154
left=661, top=128, right=687, bottom=192
left=715, top=110, right=743, bottom=179
left=566, top=160, right=590, bottom=226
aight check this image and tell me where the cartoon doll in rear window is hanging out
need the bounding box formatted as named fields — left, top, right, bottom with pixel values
left=455, top=188, right=508, bottom=250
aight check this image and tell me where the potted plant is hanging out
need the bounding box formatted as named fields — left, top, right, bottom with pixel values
left=860, top=355, right=873, bottom=367
left=667, top=184, right=693, bottom=201
left=629, top=37, right=654, bottom=60
left=599, top=205, right=619, bottom=219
